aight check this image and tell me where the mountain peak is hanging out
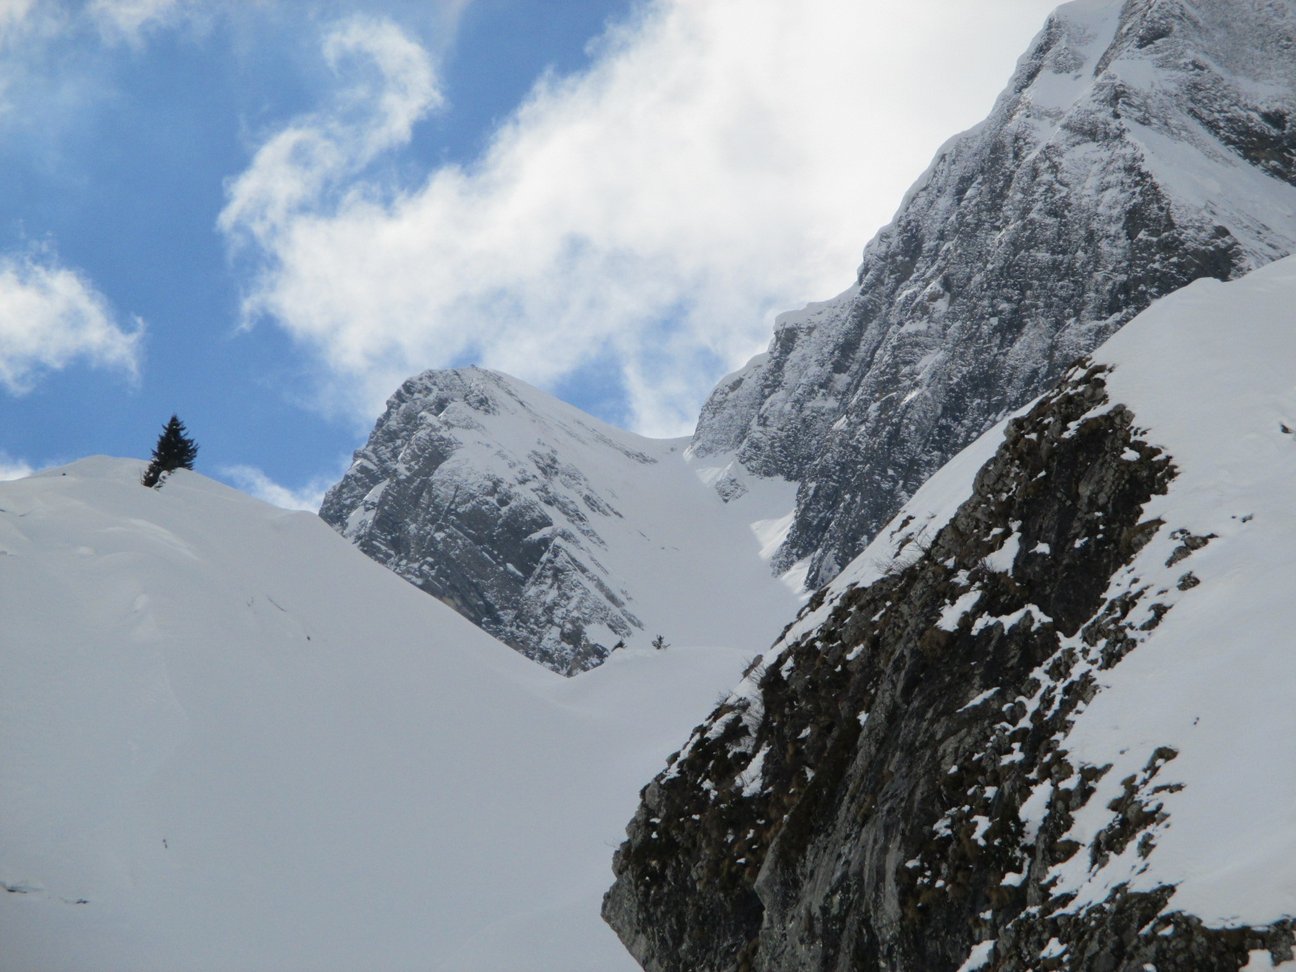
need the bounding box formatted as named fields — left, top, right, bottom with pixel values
left=691, top=0, right=1296, bottom=589
left=321, top=367, right=801, bottom=673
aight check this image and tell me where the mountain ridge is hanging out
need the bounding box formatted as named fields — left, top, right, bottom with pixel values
left=322, top=0, right=1296, bottom=670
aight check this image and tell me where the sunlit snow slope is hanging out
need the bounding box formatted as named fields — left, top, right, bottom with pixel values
left=0, top=459, right=754, bottom=971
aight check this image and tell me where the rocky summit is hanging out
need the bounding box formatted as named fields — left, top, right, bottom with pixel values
left=320, top=367, right=800, bottom=674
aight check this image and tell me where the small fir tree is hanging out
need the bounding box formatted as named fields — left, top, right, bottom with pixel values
left=141, top=414, right=199, bottom=488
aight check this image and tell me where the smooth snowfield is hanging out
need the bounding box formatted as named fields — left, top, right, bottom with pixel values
left=0, top=459, right=752, bottom=970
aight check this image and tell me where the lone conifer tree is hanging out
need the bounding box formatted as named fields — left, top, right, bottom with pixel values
left=141, top=414, right=199, bottom=488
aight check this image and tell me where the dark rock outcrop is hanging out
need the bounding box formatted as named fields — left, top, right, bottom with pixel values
left=604, top=358, right=1290, bottom=970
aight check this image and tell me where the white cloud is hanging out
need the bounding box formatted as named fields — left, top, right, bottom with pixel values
left=88, top=0, right=185, bottom=40
left=0, top=0, right=185, bottom=47
left=0, top=0, right=63, bottom=117
left=220, top=15, right=442, bottom=251
left=220, top=463, right=337, bottom=512
left=89, top=0, right=475, bottom=48
left=0, top=0, right=35, bottom=36
left=221, top=0, right=1060, bottom=435
left=0, top=451, right=35, bottom=480
left=0, top=252, right=144, bottom=395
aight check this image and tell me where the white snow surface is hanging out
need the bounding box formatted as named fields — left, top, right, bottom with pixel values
left=956, top=940, right=997, bottom=971
left=0, top=458, right=756, bottom=970
left=1048, top=256, right=1296, bottom=924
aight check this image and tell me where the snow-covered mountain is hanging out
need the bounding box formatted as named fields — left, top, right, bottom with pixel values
left=323, top=0, right=1296, bottom=669
left=693, top=0, right=1296, bottom=589
left=9, top=5, right=1295, bottom=969
left=0, top=458, right=760, bottom=970
left=321, top=367, right=801, bottom=673
left=605, top=255, right=1296, bottom=970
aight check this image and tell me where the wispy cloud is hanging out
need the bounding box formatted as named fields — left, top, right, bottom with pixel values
left=0, top=0, right=35, bottom=37
left=220, top=463, right=338, bottom=511
left=220, top=14, right=443, bottom=251
left=221, top=0, right=1058, bottom=435
left=0, top=2, right=462, bottom=130
left=0, top=251, right=144, bottom=395
left=0, top=0, right=65, bottom=120
left=87, top=0, right=185, bottom=41
left=0, top=450, right=35, bottom=480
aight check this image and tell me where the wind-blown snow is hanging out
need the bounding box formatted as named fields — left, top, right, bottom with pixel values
left=0, top=459, right=754, bottom=970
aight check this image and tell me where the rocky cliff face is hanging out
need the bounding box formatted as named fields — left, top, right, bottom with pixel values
left=321, top=370, right=640, bottom=673
left=320, top=368, right=799, bottom=673
left=609, top=362, right=1182, bottom=970
left=604, top=258, right=1296, bottom=970
left=692, top=0, right=1296, bottom=590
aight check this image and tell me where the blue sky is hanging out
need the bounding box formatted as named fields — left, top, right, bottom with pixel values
left=0, top=0, right=1058, bottom=507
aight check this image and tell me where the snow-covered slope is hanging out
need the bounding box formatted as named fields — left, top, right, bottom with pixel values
left=0, top=458, right=758, bottom=970
left=607, top=256, right=1296, bottom=970
left=321, top=367, right=801, bottom=673
left=693, top=0, right=1296, bottom=589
